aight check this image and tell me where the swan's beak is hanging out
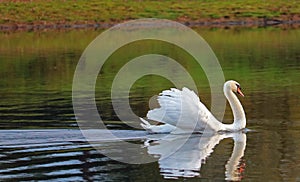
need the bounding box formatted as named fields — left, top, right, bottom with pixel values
left=237, top=87, right=244, bottom=97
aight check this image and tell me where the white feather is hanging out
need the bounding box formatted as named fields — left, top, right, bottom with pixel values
left=145, top=87, right=223, bottom=133
left=140, top=118, right=176, bottom=134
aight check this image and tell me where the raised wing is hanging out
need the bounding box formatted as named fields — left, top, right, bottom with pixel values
left=146, top=87, right=222, bottom=132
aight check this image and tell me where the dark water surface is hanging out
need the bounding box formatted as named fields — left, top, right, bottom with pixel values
left=0, top=27, right=300, bottom=181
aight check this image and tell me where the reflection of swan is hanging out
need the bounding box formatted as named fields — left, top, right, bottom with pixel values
left=140, top=80, right=246, bottom=133
left=144, top=132, right=247, bottom=180
left=225, top=133, right=247, bottom=181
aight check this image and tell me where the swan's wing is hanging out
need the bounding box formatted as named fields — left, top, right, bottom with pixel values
left=147, top=87, right=222, bottom=132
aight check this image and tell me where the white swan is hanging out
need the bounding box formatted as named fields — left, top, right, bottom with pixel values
left=140, top=80, right=246, bottom=133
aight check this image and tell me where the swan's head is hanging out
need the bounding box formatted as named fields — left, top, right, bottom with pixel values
left=224, top=80, right=244, bottom=97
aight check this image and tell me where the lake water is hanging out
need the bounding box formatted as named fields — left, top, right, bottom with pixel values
left=0, top=27, right=300, bottom=181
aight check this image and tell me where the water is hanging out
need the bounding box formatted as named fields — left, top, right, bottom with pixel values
left=0, top=27, right=300, bottom=181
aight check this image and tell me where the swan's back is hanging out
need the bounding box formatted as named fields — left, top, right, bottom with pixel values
left=146, top=87, right=223, bottom=133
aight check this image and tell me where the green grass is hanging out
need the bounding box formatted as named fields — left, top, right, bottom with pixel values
left=0, top=0, right=299, bottom=25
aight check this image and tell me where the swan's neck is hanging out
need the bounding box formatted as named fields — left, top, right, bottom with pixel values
left=224, top=88, right=246, bottom=130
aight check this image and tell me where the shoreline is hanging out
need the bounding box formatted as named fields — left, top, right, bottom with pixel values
left=1, top=0, right=299, bottom=32
left=1, top=17, right=300, bottom=32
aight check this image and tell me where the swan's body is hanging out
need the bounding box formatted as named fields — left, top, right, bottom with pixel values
left=140, top=80, right=246, bottom=134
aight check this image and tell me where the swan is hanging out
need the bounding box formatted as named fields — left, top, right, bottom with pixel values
left=140, top=80, right=246, bottom=134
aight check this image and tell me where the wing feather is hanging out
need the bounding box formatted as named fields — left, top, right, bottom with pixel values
left=146, top=87, right=222, bottom=132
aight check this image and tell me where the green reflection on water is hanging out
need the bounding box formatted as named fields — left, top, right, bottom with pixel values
left=1, top=28, right=299, bottom=91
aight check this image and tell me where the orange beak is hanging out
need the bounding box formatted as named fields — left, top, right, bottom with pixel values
left=237, top=87, right=244, bottom=97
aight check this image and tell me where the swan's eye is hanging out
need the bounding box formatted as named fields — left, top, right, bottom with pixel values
left=236, top=84, right=241, bottom=89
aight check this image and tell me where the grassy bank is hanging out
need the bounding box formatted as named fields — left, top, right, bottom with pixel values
left=0, top=0, right=299, bottom=30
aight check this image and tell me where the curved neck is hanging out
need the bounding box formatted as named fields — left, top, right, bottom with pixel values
left=224, top=88, right=246, bottom=130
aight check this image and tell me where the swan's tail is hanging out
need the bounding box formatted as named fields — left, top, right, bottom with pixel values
left=140, top=118, right=152, bottom=131
left=140, top=118, right=176, bottom=133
